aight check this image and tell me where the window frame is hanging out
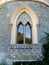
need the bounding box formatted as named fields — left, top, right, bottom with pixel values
left=17, top=22, right=24, bottom=44
left=25, top=22, right=32, bottom=44
left=10, top=6, right=39, bottom=45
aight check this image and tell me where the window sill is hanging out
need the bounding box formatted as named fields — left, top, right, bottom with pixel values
left=10, top=44, right=38, bottom=49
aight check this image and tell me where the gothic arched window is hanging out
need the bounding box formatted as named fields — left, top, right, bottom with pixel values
left=17, top=22, right=32, bottom=44
left=25, top=22, right=32, bottom=44
left=17, top=22, right=24, bottom=44
left=10, top=6, right=39, bottom=45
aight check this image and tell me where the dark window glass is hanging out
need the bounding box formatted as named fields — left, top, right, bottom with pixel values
left=25, top=22, right=32, bottom=44
left=17, top=22, right=24, bottom=44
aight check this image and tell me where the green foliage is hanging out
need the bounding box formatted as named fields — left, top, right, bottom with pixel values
left=30, top=61, right=47, bottom=65
left=13, top=61, right=47, bottom=65
left=25, top=38, right=31, bottom=44
left=43, top=32, right=49, bottom=65
left=17, top=32, right=31, bottom=44
left=43, top=32, right=49, bottom=42
left=17, top=32, right=23, bottom=43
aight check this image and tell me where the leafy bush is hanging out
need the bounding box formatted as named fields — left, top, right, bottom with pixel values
left=43, top=32, right=49, bottom=65
left=13, top=61, right=47, bottom=65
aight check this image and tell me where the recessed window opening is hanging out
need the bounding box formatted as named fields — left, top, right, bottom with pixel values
left=25, top=22, right=32, bottom=44
left=10, top=6, right=39, bottom=45
left=17, top=22, right=24, bottom=44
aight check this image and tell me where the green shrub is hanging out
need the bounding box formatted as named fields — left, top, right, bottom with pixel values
left=43, top=32, right=49, bottom=65
left=13, top=61, right=48, bottom=65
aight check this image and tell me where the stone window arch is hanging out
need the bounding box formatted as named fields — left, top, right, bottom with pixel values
left=10, top=5, right=39, bottom=45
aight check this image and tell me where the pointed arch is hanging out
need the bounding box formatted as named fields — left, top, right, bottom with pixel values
left=25, top=22, right=31, bottom=28
left=18, top=22, right=23, bottom=26
left=10, top=5, right=39, bottom=45
left=10, top=5, right=39, bottom=27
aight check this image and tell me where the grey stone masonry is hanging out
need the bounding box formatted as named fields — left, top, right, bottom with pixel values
left=0, top=1, right=49, bottom=64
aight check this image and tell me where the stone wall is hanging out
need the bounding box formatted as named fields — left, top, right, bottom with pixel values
left=0, top=1, right=49, bottom=63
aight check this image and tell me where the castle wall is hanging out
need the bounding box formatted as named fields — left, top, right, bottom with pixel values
left=0, top=1, right=49, bottom=63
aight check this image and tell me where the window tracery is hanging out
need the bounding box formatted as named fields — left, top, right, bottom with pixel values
left=10, top=5, right=39, bottom=45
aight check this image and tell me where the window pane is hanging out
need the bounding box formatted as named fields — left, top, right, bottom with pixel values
left=17, top=22, right=24, bottom=44
left=25, top=23, right=32, bottom=44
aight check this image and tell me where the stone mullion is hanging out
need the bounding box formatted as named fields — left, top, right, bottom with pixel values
left=24, top=25, right=25, bottom=44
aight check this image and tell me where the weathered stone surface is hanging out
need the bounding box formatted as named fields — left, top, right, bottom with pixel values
left=0, top=1, right=49, bottom=64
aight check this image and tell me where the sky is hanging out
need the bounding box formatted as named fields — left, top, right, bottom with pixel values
left=18, top=25, right=31, bottom=38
